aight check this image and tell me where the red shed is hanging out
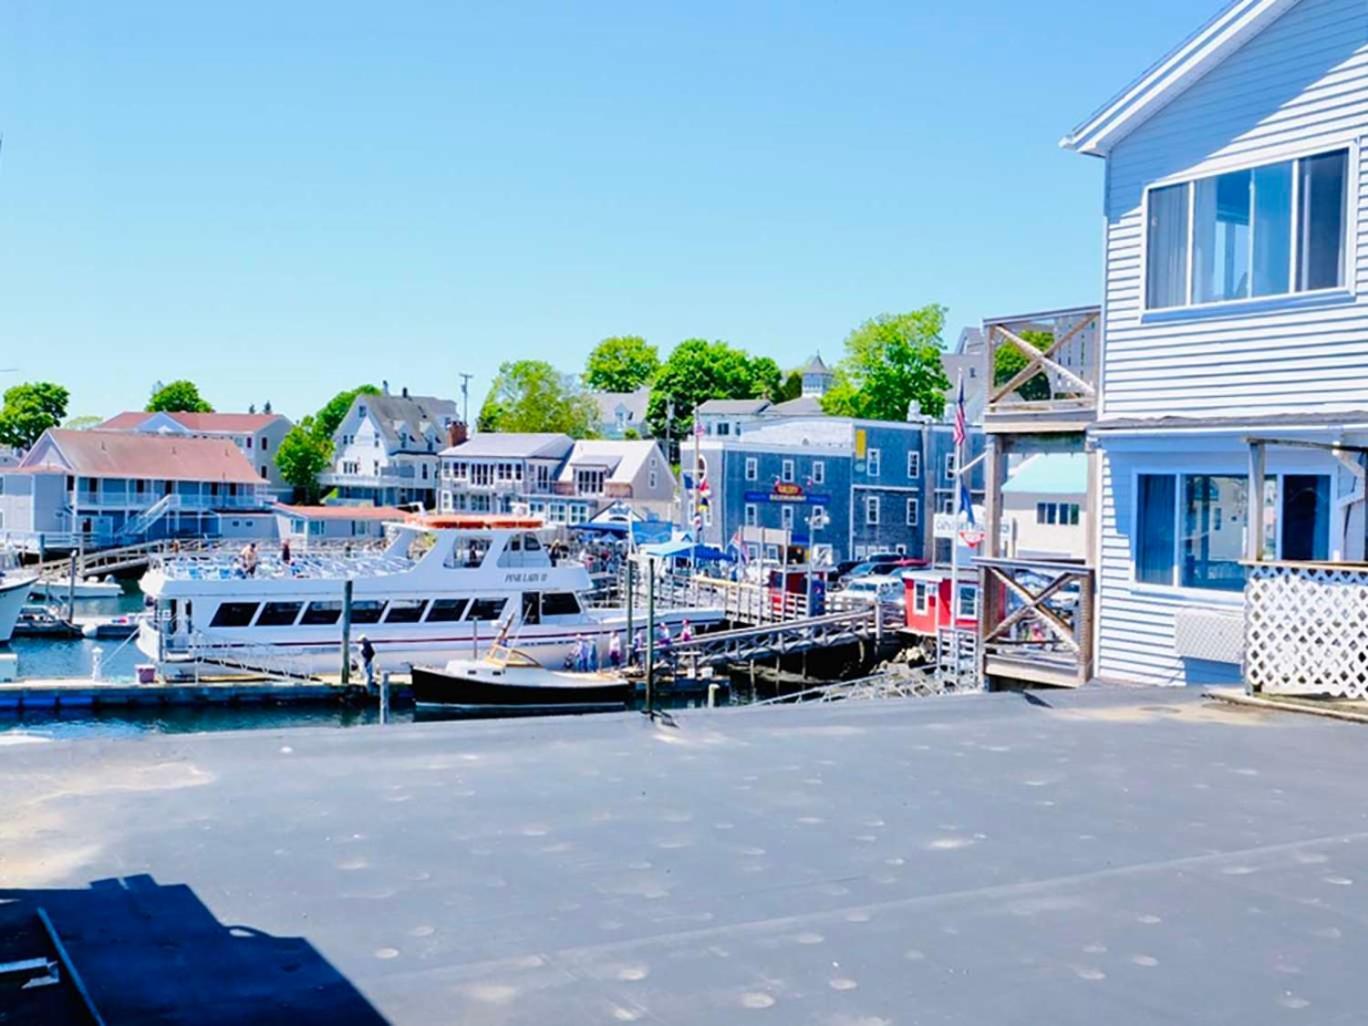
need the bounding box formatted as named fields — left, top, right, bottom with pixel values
left=902, top=570, right=979, bottom=637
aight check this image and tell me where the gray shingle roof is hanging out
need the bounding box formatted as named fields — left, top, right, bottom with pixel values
left=696, top=398, right=772, bottom=416
left=801, top=353, right=830, bottom=374
left=355, top=394, right=459, bottom=451
left=441, top=432, right=574, bottom=459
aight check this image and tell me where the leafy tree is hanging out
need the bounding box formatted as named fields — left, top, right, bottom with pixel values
left=315, top=384, right=380, bottom=440
left=146, top=379, right=213, bottom=413
left=585, top=336, right=660, bottom=392
left=479, top=360, right=599, bottom=437
left=275, top=415, right=334, bottom=503
left=993, top=329, right=1054, bottom=402
left=646, top=339, right=778, bottom=440
left=821, top=306, right=951, bottom=421
left=0, top=382, right=70, bottom=449
left=776, top=369, right=804, bottom=402
left=62, top=414, right=103, bottom=431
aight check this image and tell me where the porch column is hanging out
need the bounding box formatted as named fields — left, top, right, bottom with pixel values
left=1246, top=440, right=1266, bottom=563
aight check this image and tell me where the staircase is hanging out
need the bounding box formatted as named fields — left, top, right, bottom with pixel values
left=119, top=493, right=181, bottom=541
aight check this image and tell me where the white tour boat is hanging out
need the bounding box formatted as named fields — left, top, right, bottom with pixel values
left=0, top=570, right=38, bottom=645
left=137, top=514, right=723, bottom=680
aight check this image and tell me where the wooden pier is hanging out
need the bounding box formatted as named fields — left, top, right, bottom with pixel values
left=0, top=677, right=390, bottom=711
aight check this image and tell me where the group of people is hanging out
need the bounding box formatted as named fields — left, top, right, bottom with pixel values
left=569, top=618, right=695, bottom=674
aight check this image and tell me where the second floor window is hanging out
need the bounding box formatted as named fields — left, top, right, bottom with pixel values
left=782, top=459, right=795, bottom=483
left=906, top=497, right=919, bottom=526
left=865, top=496, right=880, bottom=525
left=575, top=469, right=605, bottom=495
left=1146, top=148, right=1347, bottom=310
left=867, top=449, right=880, bottom=477
left=744, top=503, right=758, bottom=527
left=812, top=460, right=825, bottom=485
left=745, top=457, right=758, bottom=481
left=945, top=453, right=956, bottom=481
left=907, top=451, right=920, bottom=478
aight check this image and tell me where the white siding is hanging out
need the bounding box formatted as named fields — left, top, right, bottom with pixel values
left=1102, top=0, right=1368, bottom=419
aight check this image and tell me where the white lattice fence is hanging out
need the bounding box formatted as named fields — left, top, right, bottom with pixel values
left=1246, top=564, right=1368, bottom=697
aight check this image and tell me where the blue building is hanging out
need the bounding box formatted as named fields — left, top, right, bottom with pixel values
left=697, top=416, right=984, bottom=566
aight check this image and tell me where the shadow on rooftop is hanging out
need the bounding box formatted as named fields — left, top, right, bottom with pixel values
left=0, top=874, right=388, bottom=1026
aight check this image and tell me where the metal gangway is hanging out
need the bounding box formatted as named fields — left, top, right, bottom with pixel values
left=32, top=539, right=203, bottom=582
left=936, top=626, right=980, bottom=690
left=163, top=629, right=327, bottom=685
left=669, top=606, right=885, bottom=671
left=752, top=666, right=955, bottom=705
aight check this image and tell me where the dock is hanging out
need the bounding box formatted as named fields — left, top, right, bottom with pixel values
left=2, top=687, right=1365, bottom=1023
left=0, top=677, right=391, bottom=710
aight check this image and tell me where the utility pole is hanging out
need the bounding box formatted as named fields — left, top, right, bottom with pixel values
left=458, top=373, right=473, bottom=428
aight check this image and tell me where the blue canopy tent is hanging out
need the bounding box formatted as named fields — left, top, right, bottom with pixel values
left=639, top=537, right=735, bottom=562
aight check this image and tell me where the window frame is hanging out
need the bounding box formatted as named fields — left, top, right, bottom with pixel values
left=780, top=504, right=794, bottom=531
left=1140, top=143, right=1355, bottom=314
left=745, top=457, right=758, bottom=481
left=867, top=448, right=880, bottom=478
left=944, top=452, right=956, bottom=481
left=744, top=503, right=758, bottom=527
left=906, top=497, right=919, bottom=526
left=907, top=451, right=920, bottom=479
left=812, top=460, right=825, bottom=485
left=781, top=459, right=795, bottom=483
left=865, top=495, right=880, bottom=526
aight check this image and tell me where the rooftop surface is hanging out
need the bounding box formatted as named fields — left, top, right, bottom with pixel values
left=3, top=687, right=1365, bottom=1024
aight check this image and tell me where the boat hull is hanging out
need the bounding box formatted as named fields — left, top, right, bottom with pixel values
left=0, top=575, right=38, bottom=644
left=412, top=664, right=632, bottom=710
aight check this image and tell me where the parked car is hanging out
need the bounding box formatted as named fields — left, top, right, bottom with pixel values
left=839, top=556, right=925, bottom=583
left=836, top=575, right=905, bottom=609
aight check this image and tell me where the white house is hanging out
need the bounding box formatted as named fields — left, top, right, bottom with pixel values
left=1001, top=453, right=1087, bottom=561
left=1060, top=0, right=1368, bottom=686
left=100, top=410, right=293, bottom=495
left=273, top=503, right=405, bottom=544
left=319, top=388, right=461, bottom=509
left=591, top=387, right=652, bottom=439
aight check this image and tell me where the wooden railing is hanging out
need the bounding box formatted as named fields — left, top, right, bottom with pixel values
left=983, top=306, right=1100, bottom=429
left=977, top=557, right=1094, bottom=688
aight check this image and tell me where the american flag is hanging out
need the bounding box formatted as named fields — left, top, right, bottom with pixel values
left=952, top=377, right=967, bottom=447
left=729, top=527, right=750, bottom=565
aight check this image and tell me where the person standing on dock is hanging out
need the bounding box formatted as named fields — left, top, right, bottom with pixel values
left=358, top=634, right=376, bottom=688
left=679, top=619, right=694, bottom=643
left=608, top=632, right=623, bottom=670
left=632, top=628, right=645, bottom=667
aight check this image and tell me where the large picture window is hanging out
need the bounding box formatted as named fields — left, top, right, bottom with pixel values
left=1135, top=472, right=1330, bottom=590
left=1145, top=149, right=1347, bottom=310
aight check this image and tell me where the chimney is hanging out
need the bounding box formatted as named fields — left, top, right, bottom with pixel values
left=447, top=421, right=468, bottom=448
left=402, top=386, right=409, bottom=398
left=382, top=380, right=390, bottom=395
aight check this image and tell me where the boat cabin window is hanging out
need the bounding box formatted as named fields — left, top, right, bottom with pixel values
left=521, top=592, right=540, bottom=625
left=467, top=598, right=507, bottom=621
left=300, top=601, right=343, bottom=626
left=257, top=601, right=303, bottom=627
left=540, top=592, right=581, bottom=617
left=210, top=602, right=260, bottom=628
left=498, top=533, right=549, bottom=568
left=446, top=537, right=490, bottom=569
left=384, top=599, right=427, bottom=623
left=351, top=600, right=385, bottom=624
left=425, top=598, right=469, bottom=622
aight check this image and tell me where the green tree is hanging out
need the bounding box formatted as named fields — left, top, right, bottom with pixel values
left=147, top=379, right=213, bottom=413
left=275, top=415, right=334, bottom=503
left=584, top=336, right=660, bottom=392
left=315, top=384, right=380, bottom=440
left=479, top=360, right=599, bottom=437
left=821, top=306, right=951, bottom=421
left=0, top=381, right=70, bottom=449
left=645, top=339, right=778, bottom=440
left=776, top=369, right=804, bottom=402
left=992, top=329, right=1054, bottom=403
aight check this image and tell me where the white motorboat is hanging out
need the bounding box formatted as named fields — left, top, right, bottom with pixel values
left=137, top=514, right=723, bottom=680
left=0, top=571, right=39, bottom=644
left=412, top=644, right=633, bottom=711
left=30, top=576, right=124, bottom=600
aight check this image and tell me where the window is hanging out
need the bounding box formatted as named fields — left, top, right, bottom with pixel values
left=256, top=602, right=303, bottom=627
left=939, top=495, right=954, bottom=514
left=894, top=543, right=906, bottom=555
left=944, top=453, right=956, bottom=481
left=245, top=436, right=253, bottom=449
left=744, top=503, right=758, bottom=527
left=261, top=437, right=269, bottom=452
left=1280, top=475, right=1330, bottom=561
left=745, top=457, right=758, bottom=481
left=541, top=592, right=582, bottom=617
left=782, top=459, right=795, bottom=483
left=781, top=505, right=794, bottom=531
left=569, top=505, right=588, bottom=525
left=907, top=452, right=920, bottom=478
left=575, top=469, right=605, bottom=495
left=1144, top=149, right=1347, bottom=310
left=210, top=602, right=259, bottom=628
left=384, top=599, right=426, bottom=623
left=957, top=585, right=978, bottom=619
left=765, top=544, right=779, bottom=562
left=1137, top=475, right=1177, bottom=585
left=467, top=598, right=507, bottom=621
left=1182, top=475, right=1248, bottom=591
left=812, top=460, right=825, bottom=485
left=913, top=581, right=929, bottom=614
left=906, top=497, right=919, bottom=526
left=716, top=422, right=730, bottom=436
left=350, top=600, right=385, bottom=624
left=867, top=449, right=880, bottom=478
left=865, top=496, right=880, bottom=525
left=425, top=598, right=469, bottom=622
left=811, top=505, right=825, bottom=527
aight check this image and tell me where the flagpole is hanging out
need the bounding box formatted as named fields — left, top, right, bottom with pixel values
left=949, top=370, right=964, bottom=628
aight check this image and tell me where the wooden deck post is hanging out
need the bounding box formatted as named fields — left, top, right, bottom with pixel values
left=979, top=435, right=1009, bottom=690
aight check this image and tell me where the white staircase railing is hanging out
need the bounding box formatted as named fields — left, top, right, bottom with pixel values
left=120, top=493, right=181, bottom=540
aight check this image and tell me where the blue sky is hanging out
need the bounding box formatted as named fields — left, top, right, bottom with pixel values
left=0, top=1, right=1217, bottom=421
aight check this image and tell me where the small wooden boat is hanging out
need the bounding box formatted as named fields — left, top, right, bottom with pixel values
left=31, top=576, right=123, bottom=600
left=13, top=604, right=81, bottom=639
left=412, top=645, right=632, bottom=711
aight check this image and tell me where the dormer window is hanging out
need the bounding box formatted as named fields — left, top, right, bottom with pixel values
left=1145, top=148, right=1347, bottom=310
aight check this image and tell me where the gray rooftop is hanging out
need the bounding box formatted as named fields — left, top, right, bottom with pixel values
left=696, top=398, right=771, bottom=416
left=4, top=687, right=1366, bottom=1024
left=441, top=432, right=574, bottom=459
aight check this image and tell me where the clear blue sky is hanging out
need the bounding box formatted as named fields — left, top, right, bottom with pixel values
left=0, top=1, right=1217, bottom=422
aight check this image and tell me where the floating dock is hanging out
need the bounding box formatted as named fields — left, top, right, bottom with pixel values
left=0, top=677, right=390, bottom=710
